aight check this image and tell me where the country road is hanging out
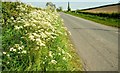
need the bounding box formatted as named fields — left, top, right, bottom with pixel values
left=60, top=12, right=118, bottom=71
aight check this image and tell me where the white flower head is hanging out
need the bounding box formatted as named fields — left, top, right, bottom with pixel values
left=29, top=34, right=35, bottom=41
left=68, top=31, right=71, bottom=35
left=7, top=54, right=10, bottom=57
left=3, top=52, right=6, bottom=55
left=36, top=38, right=41, bottom=42
left=43, top=62, right=45, bottom=64
left=22, top=50, right=27, bottom=54
left=63, top=57, right=66, bottom=60
left=13, top=49, right=16, bottom=52
left=15, top=25, right=23, bottom=30
left=49, top=51, right=53, bottom=57
left=10, top=47, right=14, bottom=51
left=58, top=53, right=61, bottom=55
left=7, top=62, right=10, bottom=64
left=62, top=49, right=65, bottom=54
left=66, top=53, right=72, bottom=58
left=51, top=60, right=57, bottom=64
left=11, top=17, right=14, bottom=20
left=40, top=43, right=45, bottom=47
left=18, top=52, right=21, bottom=54
left=32, top=24, right=36, bottom=27
left=18, top=47, right=22, bottom=50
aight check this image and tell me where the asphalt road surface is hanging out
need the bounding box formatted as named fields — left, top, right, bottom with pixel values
left=60, top=12, right=118, bottom=71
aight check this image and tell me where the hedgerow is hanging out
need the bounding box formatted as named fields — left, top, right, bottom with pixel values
left=2, top=2, right=83, bottom=71
left=73, top=11, right=120, bottom=19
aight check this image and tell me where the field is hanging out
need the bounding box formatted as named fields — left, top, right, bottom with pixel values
left=65, top=11, right=119, bottom=28
left=2, top=2, right=83, bottom=71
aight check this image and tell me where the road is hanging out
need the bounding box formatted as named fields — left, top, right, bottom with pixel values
left=60, top=12, right=118, bottom=71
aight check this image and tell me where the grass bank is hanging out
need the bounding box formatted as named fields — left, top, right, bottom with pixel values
left=2, top=2, right=83, bottom=71
left=65, top=12, right=119, bottom=28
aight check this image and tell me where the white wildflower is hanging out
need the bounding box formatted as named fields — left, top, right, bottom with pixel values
left=3, top=52, right=6, bottom=55
left=43, top=62, right=45, bottom=64
left=62, top=49, right=65, bottom=54
left=63, top=57, right=66, bottom=60
left=10, top=47, right=14, bottom=51
left=14, top=26, right=20, bottom=30
left=41, top=32, right=47, bottom=38
left=11, top=17, right=14, bottom=20
left=58, top=53, right=61, bottom=55
left=51, top=60, right=57, bottom=64
left=33, top=33, right=39, bottom=37
left=7, top=54, right=10, bottom=57
left=40, top=43, right=45, bottom=47
left=18, top=47, right=22, bottom=50
left=35, top=47, right=39, bottom=50
left=24, top=23, right=30, bottom=27
left=64, top=27, right=67, bottom=31
left=36, top=38, right=41, bottom=42
left=13, top=49, right=16, bottom=52
left=49, top=51, right=53, bottom=57
left=45, top=57, right=47, bottom=59
left=68, top=31, right=71, bottom=35
left=7, top=62, right=9, bottom=64
left=21, top=45, right=24, bottom=48
left=32, top=24, right=36, bottom=27
left=14, top=26, right=23, bottom=30
left=19, top=26, right=23, bottom=29
left=66, top=53, right=72, bottom=58
left=22, top=50, right=27, bottom=54
left=29, top=34, right=34, bottom=41
left=58, top=47, right=61, bottom=51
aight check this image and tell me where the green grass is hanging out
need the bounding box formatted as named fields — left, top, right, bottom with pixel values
left=65, top=12, right=119, bottom=28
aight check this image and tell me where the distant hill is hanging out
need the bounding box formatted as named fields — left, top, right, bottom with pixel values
left=80, top=3, right=120, bottom=13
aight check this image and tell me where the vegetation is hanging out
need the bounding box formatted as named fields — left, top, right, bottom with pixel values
left=76, top=11, right=120, bottom=19
left=65, top=11, right=119, bottom=28
left=57, top=7, right=63, bottom=12
left=2, top=2, right=83, bottom=71
left=46, top=2, right=56, bottom=11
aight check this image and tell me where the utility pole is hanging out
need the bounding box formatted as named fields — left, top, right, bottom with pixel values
left=67, top=2, right=71, bottom=12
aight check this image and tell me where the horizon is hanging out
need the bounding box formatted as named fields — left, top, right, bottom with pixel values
left=24, top=2, right=118, bottom=10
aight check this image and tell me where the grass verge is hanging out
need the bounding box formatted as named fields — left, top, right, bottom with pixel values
left=65, top=12, right=119, bottom=28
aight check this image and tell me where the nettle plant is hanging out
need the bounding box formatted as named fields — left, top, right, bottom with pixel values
left=2, top=2, right=73, bottom=71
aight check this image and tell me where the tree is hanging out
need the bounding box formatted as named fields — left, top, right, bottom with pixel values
left=67, top=2, right=71, bottom=12
left=56, top=6, right=63, bottom=12
left=46, top=2, right=56, bottom=10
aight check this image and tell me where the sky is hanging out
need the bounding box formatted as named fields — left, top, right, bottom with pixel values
left=20, top=0, right=119, bottom=2
left=24, top=2, right=119, bottom=10
left=2, top=0, right=119, bottom=10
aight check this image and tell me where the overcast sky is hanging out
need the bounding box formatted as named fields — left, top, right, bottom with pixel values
left=2, top=0, right=119, bottom=10
left=20, top=0, right=119, bottom=2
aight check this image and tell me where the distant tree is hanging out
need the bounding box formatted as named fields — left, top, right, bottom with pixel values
left=46, top=2, right=56, bottom=10
left=57, top=6, right=63, bottom=12
left=76, top=9, right=79, bottom=13
left=67, top=2, right=71, bottom=12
